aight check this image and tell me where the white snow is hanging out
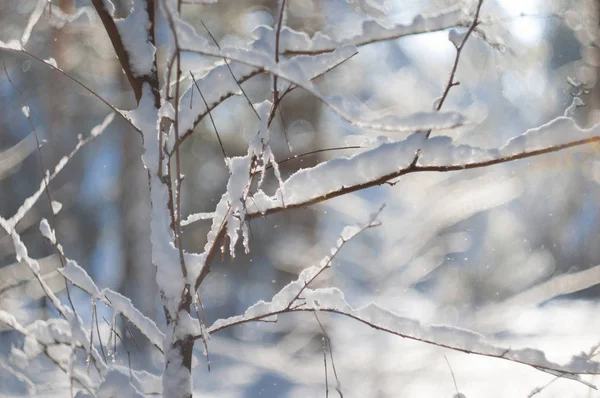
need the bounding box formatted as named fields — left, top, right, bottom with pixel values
left=57, top=249, right=166, bottom=348
left=114, top=0, right=156, bottom=77
left=51, top=200, right=63, bottom=214
left=97, top=368, right=144, bottom=398
left=223, top=155, right=252, bottom=257
left=177, top=61, right=259, bottom=134
left=419, top=135, right=498, bottom=166
left=44, top=57, right=57, bottom=68
left=0, top=310, right=28, bottom=334
left=102, top=289, right=165, bottom=349
left=211, top=283, right=600, bottom=379
left=61, top=260, right=101, bottom=297
left=20, top=0, right=46, bottom=46
left=91, top=112, right=115, bottom=137
left=251, top=25, right=338, bottom=55
left=420, top=116, right=600, bottom=165
left=39, top=218, right=56, bottom=244
left=11, top=230, right=40, bottom=274
left=0, top=40, right=23, bottom=50
left=126, top=84, right=187, bottom=314
left=448, top=28, right=466, bottom=48
left=181, top=212, right=214, bottom=226
left=162, top=344, right=192, bottom=398
left=173, top=311, right=201, bottom=339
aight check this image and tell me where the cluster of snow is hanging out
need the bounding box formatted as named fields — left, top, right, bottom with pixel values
left=113, top=0, right=156, bottom=78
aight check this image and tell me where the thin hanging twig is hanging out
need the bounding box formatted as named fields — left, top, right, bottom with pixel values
left=189, top=71, right=227, bottom=159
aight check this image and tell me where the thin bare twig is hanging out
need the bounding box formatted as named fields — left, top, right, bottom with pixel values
left=444, top=356, right=460, bottom=396
left=190, top=71, right=227, bottom=159
left=322, top=335, right=328, bottom=398
left=264, top=146, right=364, bottom=171
left=93, top=301, right=107, bottom=362
left=191, top=298, right=211, bottom=372
left=315, top=312, right=343, bottom=397
left=268, top=0, right=287, bottom=127
left=0, top=47, right=139, bottom=133
left=434, top=0, right=485, bottom=113
left=200, top=20, right=260, bottom=120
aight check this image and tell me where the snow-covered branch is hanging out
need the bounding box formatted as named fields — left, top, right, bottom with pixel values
left=90, top=0, right=158, bottom=104
left=246, top=117, right=600, bottom=218
left=252, top=5, right=465, bottom=56
left=0, top=113, right=114, bottom=232
left=175, top=21, right=466, bottom=133
left=208, top=284, right=600, bottom=386
left=58, top=258, right=165, bottom=351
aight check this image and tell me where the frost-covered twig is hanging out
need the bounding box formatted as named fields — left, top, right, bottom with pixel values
left=0, top=359, right=36, bottom=396
left=3, top=60, right=78, bottom=312
left=1, top=113, right=114, bottom=231
left=287, top=209, right=382, bottom=307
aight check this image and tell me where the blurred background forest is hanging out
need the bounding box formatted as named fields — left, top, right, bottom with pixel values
left=2, top=0, right=600, bottom=396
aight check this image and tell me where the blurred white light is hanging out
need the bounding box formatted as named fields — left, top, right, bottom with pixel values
left=498, top=0, right=544, bottom=44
